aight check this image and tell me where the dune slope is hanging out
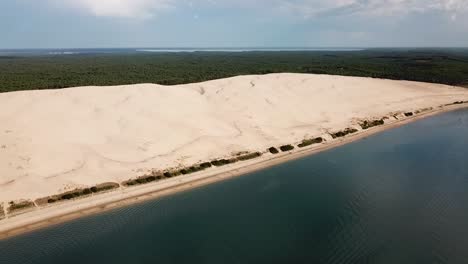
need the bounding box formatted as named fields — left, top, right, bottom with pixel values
left=1, top=73, right=468, bottom=204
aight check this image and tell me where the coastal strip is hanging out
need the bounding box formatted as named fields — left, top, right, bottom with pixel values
left=1, top=102, right=467, bottom=240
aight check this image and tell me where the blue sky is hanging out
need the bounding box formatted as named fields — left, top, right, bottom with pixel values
left=1, top=0, right=467, bottom=48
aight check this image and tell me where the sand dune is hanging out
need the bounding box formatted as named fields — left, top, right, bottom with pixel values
left=1, top=73, right=468, bottom=207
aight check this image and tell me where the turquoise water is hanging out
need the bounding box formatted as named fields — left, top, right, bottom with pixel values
left=1, top=109, right=468, bottom=264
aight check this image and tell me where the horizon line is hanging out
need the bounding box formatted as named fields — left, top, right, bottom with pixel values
left=1, top=46, right=468, bottom=50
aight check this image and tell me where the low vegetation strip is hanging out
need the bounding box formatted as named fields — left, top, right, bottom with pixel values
left=330, top=128, right=358, bottom=139
left=124, top=152, right=263, bottom=188
left=446, top=100, right=468, bottom=106
left=360, top=119, right=385, bottom=130
left=123, top=174, right=163, bottom=186
left=163, top=170, right=182, bottom=178
left=280, top=145, right=295, bottom=152
left=179, top=165, right=205, bottom=175
left=199, top=162, right=212, bottom=169
left=35, top=182, right=120, bottom=206
left=415, top=107, right=433, bottom=114
left=7, top=200, right=35, bottom=214
left=236, top=152, right=262, bottom=161
left=298, top=137, right=324, bottom=148
left=211, top=158, right=237, bottom=166
left=0, top=204, right=5, bottom=220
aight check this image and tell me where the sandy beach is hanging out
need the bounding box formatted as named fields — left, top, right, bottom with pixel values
left=1, top=73, right=468, bottom=239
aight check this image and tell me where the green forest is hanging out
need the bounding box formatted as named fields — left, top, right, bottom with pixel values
left=1, top=49, right=468, bottom=93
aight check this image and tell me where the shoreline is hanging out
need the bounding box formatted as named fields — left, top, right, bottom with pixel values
left=1, top=103, right=467, bottom=241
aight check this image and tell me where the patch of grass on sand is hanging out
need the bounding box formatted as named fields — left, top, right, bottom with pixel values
left=0, top=204, right=5, bottom=219
left=268, top=147, right=279, bottom=154
left=7, top=200, right=35, bottom=213
left=415, top=107, right=433, bottom=114
left=123, top=174, right=160, bottom=186
left=360, top=119, right=385, bottom=129
left=199, top=162, right=212, bottom=169
left=298, top=137, right=324, bottom=148
left=35, top=182, right=120, bottom=206
left=330, top=128, right=358, bottom=139
left=211, top=158, right=237, bottom=166
left=448, top=101, right=468, bottom=106
left=280, top=145, right=295, bottom=152
left=179, top=165, right=205, bottom=175
left=236, top=152, right=262, bottom=161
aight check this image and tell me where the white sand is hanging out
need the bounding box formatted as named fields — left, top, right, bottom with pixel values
left=1, top=73, right=468, bottom=205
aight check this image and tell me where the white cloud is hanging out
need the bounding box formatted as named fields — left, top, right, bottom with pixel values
left=53, top=0, right=174, bottom=18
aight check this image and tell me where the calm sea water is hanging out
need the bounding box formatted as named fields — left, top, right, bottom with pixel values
left=1, top=109, right=468, bottom=264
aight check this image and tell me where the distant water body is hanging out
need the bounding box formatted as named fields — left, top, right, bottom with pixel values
left=136, top=48, right=364, bottom=53
left=1, top=109, right=468, bottom=264
left=0, top=48, right=364, bottom=56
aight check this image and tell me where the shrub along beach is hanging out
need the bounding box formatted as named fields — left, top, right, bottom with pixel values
left=1, top=73, right=468, bottom=239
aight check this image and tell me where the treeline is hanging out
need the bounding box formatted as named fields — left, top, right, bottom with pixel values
left=1, top=49, right=468, bottom=93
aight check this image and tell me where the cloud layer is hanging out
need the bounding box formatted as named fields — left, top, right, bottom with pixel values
left=49, top=0, right=467, bottom=20
left=2, top=0, right=467, bottom=48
